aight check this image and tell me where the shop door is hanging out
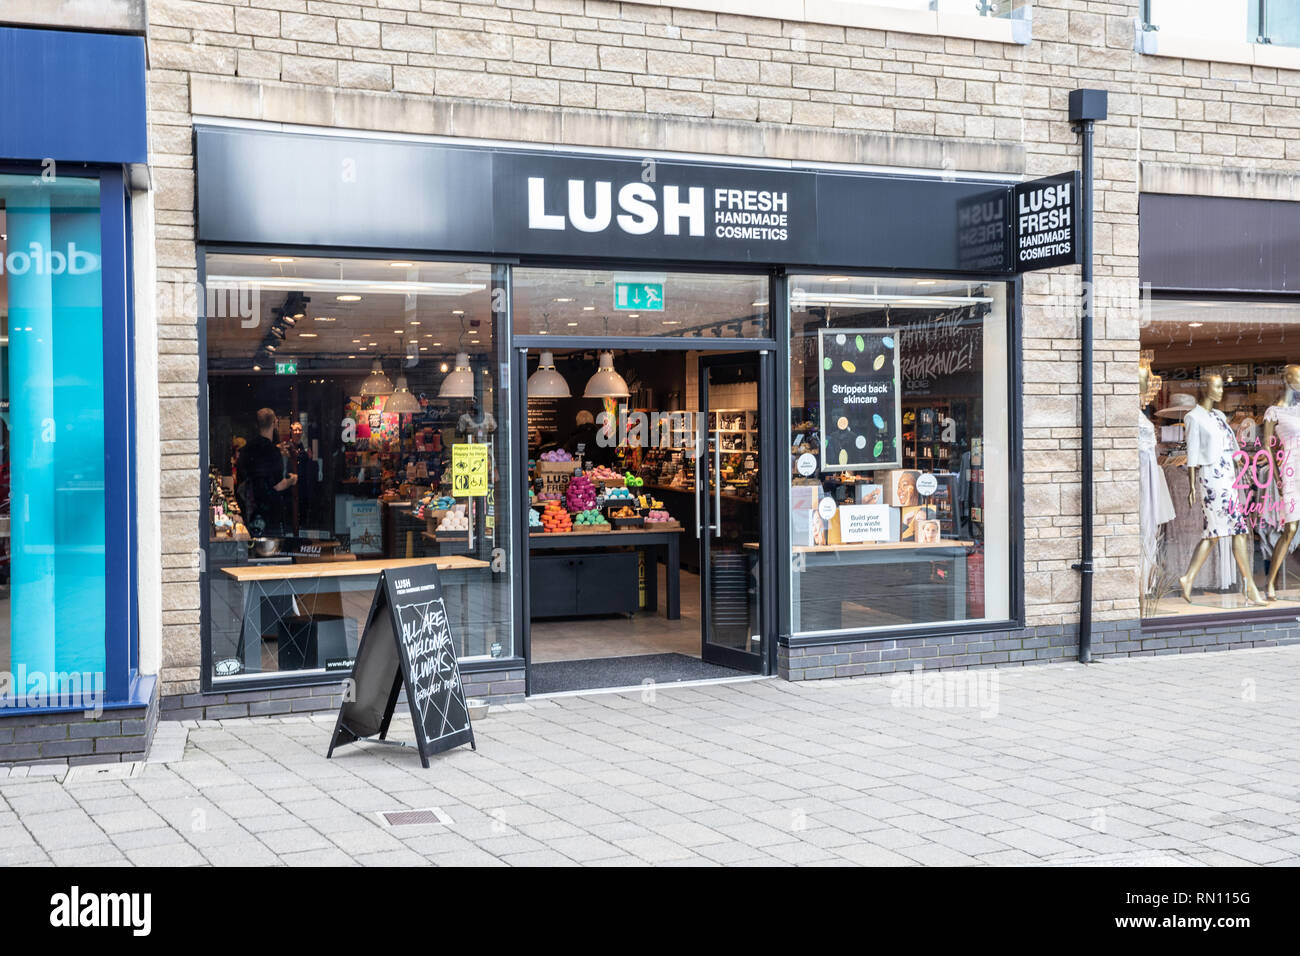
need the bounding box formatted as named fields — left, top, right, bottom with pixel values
left=698, top=353, right=764, bottom=672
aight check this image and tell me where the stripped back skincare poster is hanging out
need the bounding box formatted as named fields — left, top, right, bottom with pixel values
left=818, top=328, right=901, bottom=471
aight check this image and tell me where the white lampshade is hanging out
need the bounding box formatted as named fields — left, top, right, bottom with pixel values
left=528, top=350, right=571, bottom=398
left=386, top=375, right=421, bottom=414
left=359, top=360, right=393, bottom=396
left=584, top=350, right=630, bottom=398
left=438, top=351, right=475, bottom=398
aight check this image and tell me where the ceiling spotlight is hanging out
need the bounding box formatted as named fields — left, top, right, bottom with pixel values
left=390, top=261, right=414, bottom=268
left=270, top=257, right=294, bottom=263
left=528, top=350, right=571, bottom=398
left=583, top=306, right=595, bottom=311
left=359, top=360, right=394, bottom=396
left=337, top=294, right=362, bottom=302
left=314, top=316, right=336, bottom=322
left=439, top=353, right=475, bottom=398
left=584, top=351, right=630, bottom=399
left=386, top=375, right=421, bottom=414
left=299, top=332, right=317, bottom=338
left=452, top=310, right=465, bottom=315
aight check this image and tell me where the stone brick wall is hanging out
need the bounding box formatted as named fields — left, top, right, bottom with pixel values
left=780, top=617, right=1300, bottom=680
left=144, top=0, right=1300, bottom=695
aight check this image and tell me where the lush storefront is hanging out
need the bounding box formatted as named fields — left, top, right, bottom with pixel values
left=191, top=124, right=1028, bottom=698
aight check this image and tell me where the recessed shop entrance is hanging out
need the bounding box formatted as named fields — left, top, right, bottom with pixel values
left=515, top=270, right=774, bottom=694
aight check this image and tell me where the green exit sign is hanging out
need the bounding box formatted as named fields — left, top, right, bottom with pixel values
left=614, top=282, right=664, bottom=311
left=275, top=361, right=298, bottom=375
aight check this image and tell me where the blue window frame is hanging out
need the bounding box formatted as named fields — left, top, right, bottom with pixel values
left=0, top=164, right=136, bottom=710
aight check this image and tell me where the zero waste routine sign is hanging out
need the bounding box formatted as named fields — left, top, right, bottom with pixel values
left=818, top=328, right=900, bottom=472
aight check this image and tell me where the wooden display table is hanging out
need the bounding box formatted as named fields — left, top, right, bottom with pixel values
left=221, top=556, right=489, bottom=674
left=528, top=527, right=683, bottom=620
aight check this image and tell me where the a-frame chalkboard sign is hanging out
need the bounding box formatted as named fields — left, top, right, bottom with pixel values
left=327, top=563, right=475, bottom=767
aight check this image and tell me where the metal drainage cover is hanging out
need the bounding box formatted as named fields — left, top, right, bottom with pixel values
left=376, top=807, right=453, bottom=828
left=64, top=761, right=145, bottom=785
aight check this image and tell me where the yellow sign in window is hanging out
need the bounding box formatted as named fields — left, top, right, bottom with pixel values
left=451, top=443, right=489, bottom=497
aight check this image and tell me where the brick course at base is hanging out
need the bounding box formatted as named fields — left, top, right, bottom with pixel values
left=161, top=683, right=344, bottom=721
left=0, top=683, right=159, bottom=767
left=779, top=618, right=1300, bottom=680
left=157, top=666, right=527, bottom=721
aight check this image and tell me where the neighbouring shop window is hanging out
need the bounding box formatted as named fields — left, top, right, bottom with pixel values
left=513, top=267, right=768, bottom=339
left=1139, top=298, right=1300, bottom=619
left=0, top=174, right=106, bottom=688
left=787, top=275, right=1011, bottom=635
left=203, top=253, right=513, bottom=681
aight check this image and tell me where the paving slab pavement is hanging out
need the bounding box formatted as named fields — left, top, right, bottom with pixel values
left=2, top=646, right=1300, bottom=866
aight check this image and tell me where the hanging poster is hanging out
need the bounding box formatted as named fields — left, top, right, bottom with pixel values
left=347, top=500, right=383, bottom=554
left=818, top=328, right=901, bottom=471
left=451, top=443, right=489, bottom=497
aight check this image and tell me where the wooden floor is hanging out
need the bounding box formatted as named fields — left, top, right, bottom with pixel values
left=530, top=566, right=704, bottom=663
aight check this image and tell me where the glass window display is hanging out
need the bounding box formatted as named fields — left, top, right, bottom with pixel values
left=202, top=253, right=513, bottom=681
left=786, top=275, right=1011, bottom=635
left=0, top=174, right=106, bottom=681
left=1141, top=299, right=1300, bottom=618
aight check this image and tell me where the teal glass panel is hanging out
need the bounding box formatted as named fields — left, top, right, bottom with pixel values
left=0, top=174, right=105, bottom=688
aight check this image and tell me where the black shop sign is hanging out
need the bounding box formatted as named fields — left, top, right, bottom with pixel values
left=818, top=328, right=901, bottom=472
left=1012, top=172, right=1081, bottom=271
left=327, top=564, right=475, bottom=767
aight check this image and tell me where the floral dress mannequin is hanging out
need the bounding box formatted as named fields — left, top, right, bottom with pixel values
left=1180, top=374, right=1265, bottom=605
left=1260, top=364, right=1300, bottom=597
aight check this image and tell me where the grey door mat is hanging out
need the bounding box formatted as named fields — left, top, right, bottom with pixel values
left=529, top=653, right=749, bottom=694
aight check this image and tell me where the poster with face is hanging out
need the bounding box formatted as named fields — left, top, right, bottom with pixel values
left=818, top=328, right=901, bottom=471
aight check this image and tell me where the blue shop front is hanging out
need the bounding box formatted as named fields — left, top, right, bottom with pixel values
left=0, top=25, right=150, bottom=764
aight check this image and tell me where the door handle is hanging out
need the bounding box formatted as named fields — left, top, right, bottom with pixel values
left=717, top=434, right=728, bottom=538
left=694, top=411, right=703, bottom=538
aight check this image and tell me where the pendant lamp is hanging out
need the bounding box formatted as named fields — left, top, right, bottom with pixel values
left=359, top=359, right=394, bottom=396
left=584, top=350, right=630, bottom=399
left=386, top=375, right=421, bottom=414
left=438, top=351, right=476, bottom=398
left=528, top=350, right=571, bottom=398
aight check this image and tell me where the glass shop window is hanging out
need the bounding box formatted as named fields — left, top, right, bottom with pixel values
left=0, top=174, right=106, bottom=693
left=787, top=275, right=1011, bottom=635
left=202, top=253, right=513, bottom=681
left=1139, top=299, right=1300, bottom=619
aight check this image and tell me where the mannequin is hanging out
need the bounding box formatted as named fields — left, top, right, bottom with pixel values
left=1260, top=363, right=1300, bottom=598
left=1138, top=365, right=1175, bottom=577
left=1179, top=373, right=1265, bottom=605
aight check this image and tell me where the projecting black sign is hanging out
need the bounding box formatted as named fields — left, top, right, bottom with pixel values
left=956, top=188, right=1010, bottom=273
left=818, top=328, right=901, bottom=471
left=1013, top=172, right=1081, bottom=272
left=327, top=564, right=475, bottom=767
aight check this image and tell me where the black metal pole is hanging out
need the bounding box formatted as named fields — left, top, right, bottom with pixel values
left=1069, top=88, right=1106, bottom=664
left=1077, top=119, right=1094, bottom=663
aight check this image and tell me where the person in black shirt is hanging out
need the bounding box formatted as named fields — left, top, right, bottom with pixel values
left=235, top=408, right=296, bottom=538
